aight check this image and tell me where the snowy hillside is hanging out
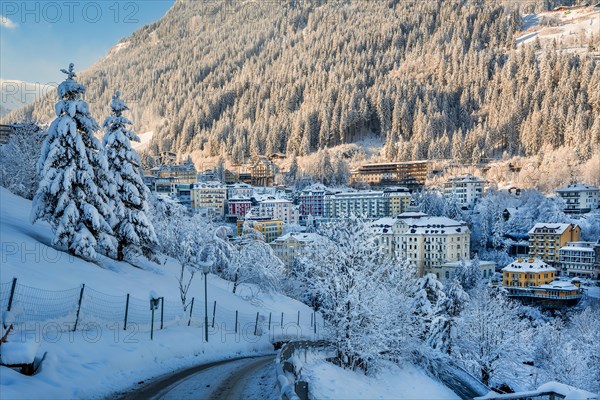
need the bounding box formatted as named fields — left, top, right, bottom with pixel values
left=518, top=6, right=600, bottom=52
left=0, top=80, right=55, bottom=119
left=0, top=187, right=315, bottom=399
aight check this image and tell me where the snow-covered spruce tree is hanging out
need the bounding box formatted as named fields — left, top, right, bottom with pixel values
left=426, top=280, right=469, bottom=355
left=31, top=64, right=116, bottom=260
left=102, top=91, right=158, bottom=261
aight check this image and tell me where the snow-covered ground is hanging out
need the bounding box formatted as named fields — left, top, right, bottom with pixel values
left=517, top=6, right=599, bottom=51
left=300, top=357, right=459, bottom=400
left=0, top=187, right=316, bottom=399
left=132, top=130, right=154, bottom=151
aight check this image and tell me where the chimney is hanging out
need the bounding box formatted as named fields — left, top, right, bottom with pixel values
left=517, top=257, right=523, bottom=263
left=528, top=258, right=534, bottom=263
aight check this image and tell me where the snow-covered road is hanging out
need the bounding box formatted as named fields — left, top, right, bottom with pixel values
left=119, top=355, right=277, bottom=400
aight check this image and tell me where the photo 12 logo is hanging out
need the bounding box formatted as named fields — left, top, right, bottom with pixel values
left=1, top=1, right=139, bottom=25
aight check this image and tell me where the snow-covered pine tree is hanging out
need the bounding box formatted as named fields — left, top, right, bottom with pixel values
left=31, top=63, right=116, bottom=260
left=102, top=91, right=158, bottom=261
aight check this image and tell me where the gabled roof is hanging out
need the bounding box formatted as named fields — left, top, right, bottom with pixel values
left=528, top=223, right=574, bottom=235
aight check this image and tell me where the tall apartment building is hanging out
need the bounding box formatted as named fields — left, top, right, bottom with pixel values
left=255, top=199, right=299, bottom=225
left=443, top=174, right=485, bottom=209
left=191, top=182, right=227, bottom=215
left=227, top=198, right=253, bottom=219
left=323, top=188, right=411, bottom=219
left=372, top=211, right=470, bottom=276
left=559, top=241, right=600, bottom=279
left=299, top=185, right=327, bottom=216
left=528, top=223, right=581, bottom=266
left=556, top=184, right=600, bottom=214
left=350, top=161, right=429, bottom=190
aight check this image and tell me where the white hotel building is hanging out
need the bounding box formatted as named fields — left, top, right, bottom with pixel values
left=372, top=211, right=471, bottom=276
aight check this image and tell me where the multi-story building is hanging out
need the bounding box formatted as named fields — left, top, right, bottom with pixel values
left=256, top=199, right=299, bottom=225
left=270, top=232, right=321, bottom=268
left=528, top=223, right=581, bottom=266
left=559, top=241, right=600, bottom=279
left=323, top=188, right=411, bottom=219
left=299, top=185, right=327, bottom=217
left=251, top=156, right=276, bottom=187
left=191, top=182, right=227, bottom=215
left=556, top=184, right=600, bottom=214
left=227, top=198, right=253, bottom=219
left=237, top=217, right=283, bottom=243
left=153, top=179, right=193, bottom=207
left=372, top=211, right=470, bottom=275
left=350, top=161, right=429, bottom=190
left=502, top=258, right=583, bottom=307
left=227, top=183, right=253, bottom=200
left=502, top=257, right=556, bottom=287
left=443, top=174, right=485, bottom=209
left=156, top=163, right=197, bottom=183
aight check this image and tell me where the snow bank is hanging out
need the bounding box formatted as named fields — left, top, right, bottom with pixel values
left=302, top=359, right=459, bottom=399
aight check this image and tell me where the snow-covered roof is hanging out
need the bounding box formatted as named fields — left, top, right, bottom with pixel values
left=260, top=198, right=293, bottom=204
left=502, top=258, right=556, bottom=273
left=373, top=214, right=468, bottom=235
left=528, top=223, right=573, bottom=235
left=538, top=281, right=580, bottom=291
left=446, top=174, right=486, bottom=184
left=272, top=232, right=321, bottom=243
left=556, top=183, right=599, bottom=193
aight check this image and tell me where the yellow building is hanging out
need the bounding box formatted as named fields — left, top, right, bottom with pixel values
left=237, top=218, right=283, bottom=243
left=528, top=223, right=581, bottom=265
left=191, top=182, right=227, bottom=215
left=251, top=156, right=276, bottom=187
left=502, top=258, right=556, bottom=288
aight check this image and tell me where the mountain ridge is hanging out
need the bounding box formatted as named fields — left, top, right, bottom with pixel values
left=3, top=0, right=599, bottom=164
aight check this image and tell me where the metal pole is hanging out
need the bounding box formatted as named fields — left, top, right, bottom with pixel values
left=254, top=312, right=259, bottom=336
left=188, top=297, right=194, bottom=326
left=310, top=312, right=313, bottom=327
left=297, top=310, right=300, bottom=325
left=235, top=310, right=238, bottom=333
left=204, top=272, right=208, bottom=342
left=281, top=312, right=283, bottom=326
left=160, top=297, right=164, bottom=330
left=212, top=300, right=216, bottom=328
left=73, top=284, right=85, bottom=332
left=124, top=294, right=130, bottom=330
left=6, top=278, right=17, bottom=312
left=151, top=307, right=155, bottom=340
left=268, top=312, right=272, bottom=331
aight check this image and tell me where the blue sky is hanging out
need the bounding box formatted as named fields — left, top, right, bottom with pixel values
left=0, top=1, right=175, bottom=83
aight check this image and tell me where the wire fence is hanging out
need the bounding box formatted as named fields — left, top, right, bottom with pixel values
left=0, top=278, right=324, bottom=341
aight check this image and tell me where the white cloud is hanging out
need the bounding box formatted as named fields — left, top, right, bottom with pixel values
left=0, top=15, right=17, bottom=29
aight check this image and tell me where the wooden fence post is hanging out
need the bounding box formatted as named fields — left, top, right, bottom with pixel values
left=211, top=300, right=216, bottom=328
left=254, top=312, right=259, bottom=336
left=73, top=284, right=85, bottom=332
left=188, top=297, right=194, bottom=326
left=123, top=293, right=130, bottom=330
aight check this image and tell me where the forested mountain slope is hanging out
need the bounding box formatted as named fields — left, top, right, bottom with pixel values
left=5, top=0, right=599, bottom=163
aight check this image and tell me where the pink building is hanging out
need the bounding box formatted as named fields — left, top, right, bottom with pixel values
left=228, top=198, right=252, bottom=218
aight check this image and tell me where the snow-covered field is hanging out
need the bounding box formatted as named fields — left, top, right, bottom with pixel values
left=517, top=6, right=599, bottom=51
left=0, top=187, right=315, bottom=399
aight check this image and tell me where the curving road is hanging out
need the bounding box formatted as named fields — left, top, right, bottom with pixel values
left=119, top=355, right=277, bottom=400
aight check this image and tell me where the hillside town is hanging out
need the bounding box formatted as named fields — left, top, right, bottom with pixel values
left=143, top=155, right=600, bottom=308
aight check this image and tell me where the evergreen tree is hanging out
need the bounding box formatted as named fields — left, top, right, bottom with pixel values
left=31, top=63, right=115, bottom=260
left=102, top=91, right=158, bottom=261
